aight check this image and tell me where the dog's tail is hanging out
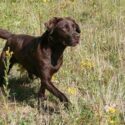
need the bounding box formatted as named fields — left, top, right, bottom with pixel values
left=0, top=29, right=13, bottom=40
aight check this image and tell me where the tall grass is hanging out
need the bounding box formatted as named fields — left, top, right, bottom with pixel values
left=0, top=0, right=125, bottom=124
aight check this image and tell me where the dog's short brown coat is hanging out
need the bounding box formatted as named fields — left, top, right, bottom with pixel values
left=0, top=17, right=80, bottom=106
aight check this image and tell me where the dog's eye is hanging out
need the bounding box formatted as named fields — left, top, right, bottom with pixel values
left=60, top=24, right=69, bottom=32
left=65, top=24, right=69, bottom=29
left=62, top=27, right=67, bottom=32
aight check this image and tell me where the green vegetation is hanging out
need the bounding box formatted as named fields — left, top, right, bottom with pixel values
left=0, top=0, right=125, bottom=124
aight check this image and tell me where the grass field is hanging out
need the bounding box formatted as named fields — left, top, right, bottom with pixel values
left=0, top=0, right=125, bottom=124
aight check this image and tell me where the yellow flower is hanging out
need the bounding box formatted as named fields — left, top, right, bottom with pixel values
left=104, top=105, right=117, bottom=114
left=43, top=0, right=47, bottom=2
left=109, top=120, right=115, bottom=124
left=108, top=107, right=116, bottom=114
left=5, top=48, right=13, bottom=57
left=42, top=0, right=50, bottom=2
left=68, top=87, right=77, bottom=95
left=80, top=59, right=94, bottom=69
left=52, top=76, right=56, bottom=81
left=52, top=75, right=58, bottom=82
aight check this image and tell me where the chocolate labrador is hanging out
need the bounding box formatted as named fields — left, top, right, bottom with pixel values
left=0, top=17, right=80, bottom=107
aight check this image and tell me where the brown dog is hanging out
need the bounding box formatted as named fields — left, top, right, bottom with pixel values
left=0, top=17, right=80, bottom=107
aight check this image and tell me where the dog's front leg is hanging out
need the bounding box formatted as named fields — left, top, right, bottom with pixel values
left=46, top=80, right=69, bottom=107
left=38, top=78, right=69, bottom=109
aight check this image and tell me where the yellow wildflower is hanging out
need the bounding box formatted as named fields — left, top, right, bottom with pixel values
left=80, top=59, right=94, bottom=69
left=5, top=48, right=13, bottom=57
left=52, top=75, right=58, bottom=82
left=43, top=0, right=47, bottom=2
left=108, top=107, right=116, bottom=114
left=52, top=75, right=56, bottom=81
left=42, top=0, right=50, bottom=2
left=104, top=104, right=117, bottom=114
left=109, top=120, right=115, bottom=124
left=68, top=87, right=77, bottom=95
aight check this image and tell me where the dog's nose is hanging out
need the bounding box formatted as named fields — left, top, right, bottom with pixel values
left=73, top=33, right=80, bottom=40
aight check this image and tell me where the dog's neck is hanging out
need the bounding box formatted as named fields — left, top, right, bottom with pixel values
left=50, top=43, right=66, bottom=66
left=41, top=31, right=66, bottom=66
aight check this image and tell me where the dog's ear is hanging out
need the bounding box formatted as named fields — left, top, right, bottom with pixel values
left=44, top=17, right=63, bottom=34
left=66, top=17, right=81, bottom=33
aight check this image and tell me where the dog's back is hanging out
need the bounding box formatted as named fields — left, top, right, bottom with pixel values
left=0, top=29, right=35, bottom=52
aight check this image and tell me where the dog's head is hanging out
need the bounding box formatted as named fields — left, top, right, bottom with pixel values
left=45, top=17, right=81, bottom=46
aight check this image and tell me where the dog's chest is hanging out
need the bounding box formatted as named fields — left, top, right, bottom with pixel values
left=50, top=52, right=63, bottom=73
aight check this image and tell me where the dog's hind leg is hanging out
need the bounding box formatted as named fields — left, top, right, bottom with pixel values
left=38, top=84, right=46, bottom=111
left=0, top=50, right=7, bottom=97
left=8, top=57, right=16, bottom=74
left=0, top=50, right=6, bottom=87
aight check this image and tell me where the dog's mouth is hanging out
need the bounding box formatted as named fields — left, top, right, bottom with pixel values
left=70, top=39, right=80, bottom=46
left=63, top=37, right=80, bottom=47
